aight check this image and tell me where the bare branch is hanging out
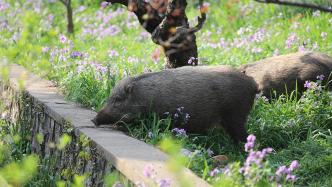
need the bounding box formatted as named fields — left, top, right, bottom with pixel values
left=254, top=0, right=332, bottom=13
left=106, top=0, right=165, bottom=33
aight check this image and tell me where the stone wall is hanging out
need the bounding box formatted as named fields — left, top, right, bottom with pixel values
left=1, top=82, right=112, bottom=186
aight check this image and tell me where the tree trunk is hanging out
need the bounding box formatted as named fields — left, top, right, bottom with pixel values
left=107, top=0, right=205, bottom=68
left=66, top=0, right=74, bottom=34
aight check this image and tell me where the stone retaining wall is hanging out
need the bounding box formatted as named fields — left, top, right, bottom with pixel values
left=0, top=64, right=210, bottom=187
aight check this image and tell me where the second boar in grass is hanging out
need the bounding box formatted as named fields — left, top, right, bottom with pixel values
left=240, top=52, right=332, bottom=99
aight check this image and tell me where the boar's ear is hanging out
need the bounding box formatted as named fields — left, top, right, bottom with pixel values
left=124, top=83, right=134, bottom=94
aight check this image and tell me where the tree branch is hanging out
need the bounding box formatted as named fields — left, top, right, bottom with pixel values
left=254, top=0, right=332, bottom=13
left=106, top=0, right=165, bottom=33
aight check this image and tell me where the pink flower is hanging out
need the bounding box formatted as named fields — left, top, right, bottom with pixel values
left=317, top=74, right=325, bottom=81
left=100, top=1, right=109, bottom=8
left=304, top=81, right=311, bottom=88
left=157, top=179, right=171, bottom=187
left=245, top=142, right=254, bottom=152
left=285, top=33, right=297, bottom=48
left=247, top=134, right=256, bottom=143
left=59, top=34, right=67, bottom=43
left=298, top=45, right=306, bottom=52
left=42, top=46, right=50, bottom=53
left=143, top=165, right=154, bottom=178
left=109, top=50, right=119, bottom=57
left=289, top=160, right=300, bottom=171
left=210, top=168, right=221, bottom=177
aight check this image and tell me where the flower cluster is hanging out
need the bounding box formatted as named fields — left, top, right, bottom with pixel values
left=241, top=134, right=274, bottom=179
left=285, top=32, right=297, bottom=48
left=81, top=8, right=123, bottom=40
left=304, top=74, right=325, bottom=90
left=70, top=51, right=83, bottom=59
left=171, top=128, right=187, bottom=138
left=187, top=57, right=198, bottom=65
left=275, top=160, right=300, bottom=183
left=0, top=0, right=10, bottom=11
left=209, top=166, right=232, bottom=178
left=173, top=107, right=190, bottom=125
left=209, top=135, right=300, bottom=186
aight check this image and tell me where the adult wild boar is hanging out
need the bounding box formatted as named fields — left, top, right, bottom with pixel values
left=240, top=52, right=332, bottom=99
left=92, top=66, right=258, bottom=142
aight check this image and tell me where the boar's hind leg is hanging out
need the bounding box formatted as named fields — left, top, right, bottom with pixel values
left=221, top=113, right=248, bottom=143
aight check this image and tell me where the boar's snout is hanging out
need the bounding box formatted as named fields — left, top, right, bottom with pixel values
left=91, top=117, right=98, bottom=126
left=92, top=109, right=113, bottom=126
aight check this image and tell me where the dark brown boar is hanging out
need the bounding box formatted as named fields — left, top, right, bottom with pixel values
left=240, top=52, right=332, bottom=99
left=92, top=66, right=258, bottom=143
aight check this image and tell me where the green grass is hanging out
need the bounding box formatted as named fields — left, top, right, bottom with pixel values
left=1, top=0, right=332, bottom=186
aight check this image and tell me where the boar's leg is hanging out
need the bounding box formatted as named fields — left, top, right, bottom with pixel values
left=221, top=113, right=249, bottom=143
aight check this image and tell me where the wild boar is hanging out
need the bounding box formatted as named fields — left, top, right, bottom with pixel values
left=92, top=66, right=258, bottom=142
left=240, top=52, right=332, bottom=99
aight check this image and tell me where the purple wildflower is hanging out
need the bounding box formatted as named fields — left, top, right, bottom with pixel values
left=109, top=50, right=119, bottom=57
left=70, top=51, right=83, bottom=58
left=210, top=168, right=221, bottom=177
left=157, top=179, right=171, bottom=187
left=289, top=160, right=300, bottom=171
left=180, top=148, right=193, bottom=158
left=59, top=34, right=67, bottom=43
left=285, top=33, right=297, bottom=48
left=245, top=142, right=254, bottom=152
left=247, top=134, right=256, bottom=143
left=250, top=28, right=266, bottom=43
left=187, top=57, right=197, bottom=65
left=77, top=65, right=85, bottom=73
left=317, top=74, right=325, bottom=81
left=172, top=128, right=187, bottom=138
left=304, top=81, right=311, bottom=88
left=298, top=45, right=306, bottom=52
left=100, top=1, right=109, bottom=8
left=42, top=47, right=50, bottom=53
left=48, top=14, right=54, bottom=22
left=251, top=47, right=263, bottom=54
left=128, top=56, right=139, bottom=63
left=143, top=165, right=155, bottom=178
left=276, top=165, right=289, bottom=177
